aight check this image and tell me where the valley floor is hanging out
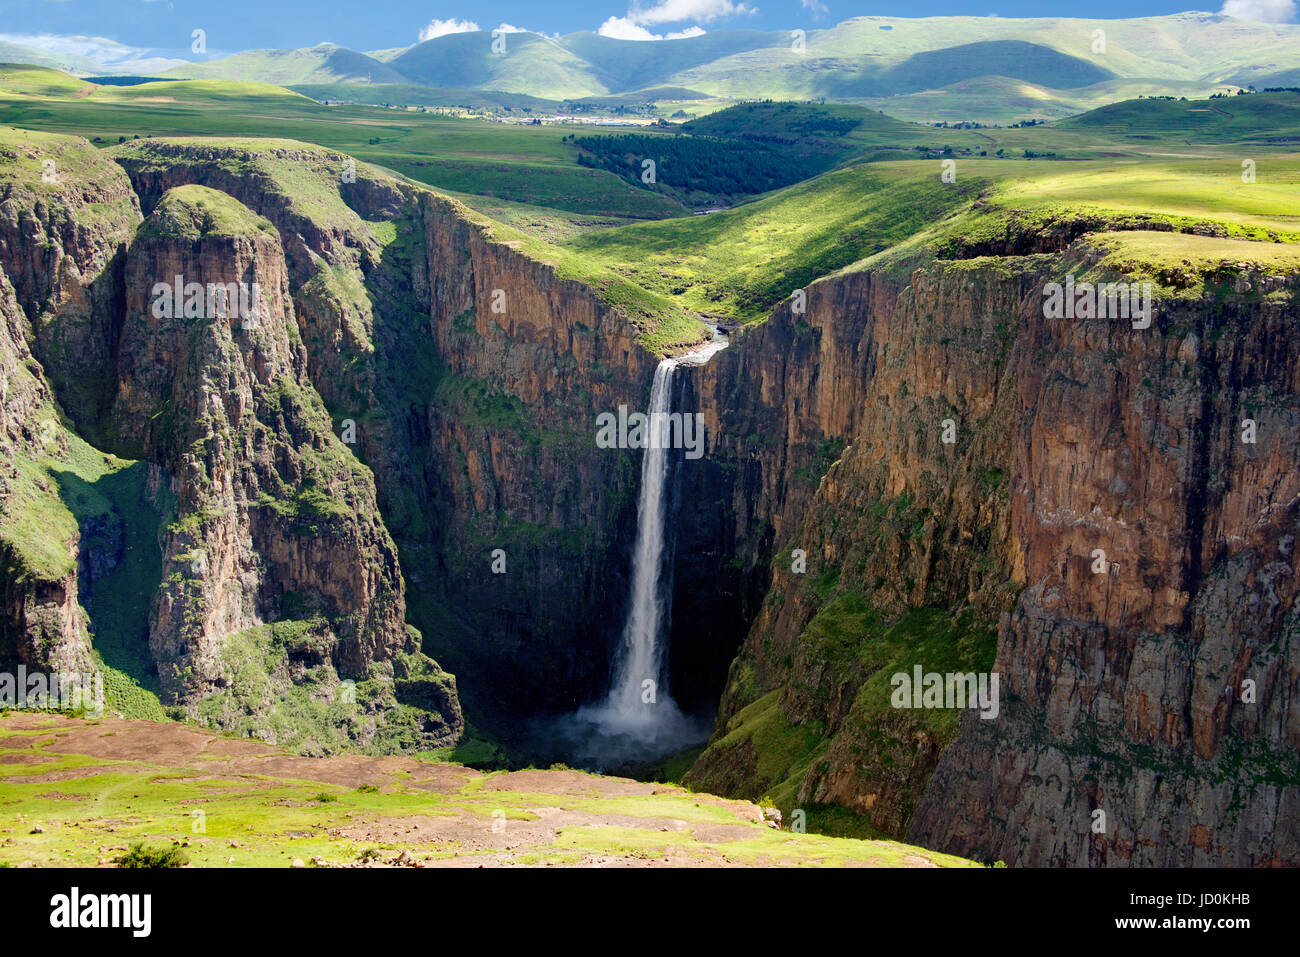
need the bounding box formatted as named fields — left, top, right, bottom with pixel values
left=0, top=714, right=975, bottom=868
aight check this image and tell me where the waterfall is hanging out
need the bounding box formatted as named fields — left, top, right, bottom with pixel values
left=563, top=330, right=729, bottom=762
left=602, top=356, right=683, bottom=726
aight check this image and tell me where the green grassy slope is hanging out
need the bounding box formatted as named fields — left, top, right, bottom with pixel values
left=0, top=714, right=980, bottom=867
left=0, top=67, right=682, bottom=219
left=1, top=427, right=168, bottom=721
left=165, top=44, right=407, bottom=85
left=857, top=75, right=1232, bottom=126
left=826, top=40, right=1115, bottom=99
left=564, top=148, right=1300, bottom=324
left=556, top=30, right=779, bottom=92
left=1058, top=91, right=1300, bottom=146
left=564, top=162, right=987, bottom=322
left=389, top=32, right=607, bottom=100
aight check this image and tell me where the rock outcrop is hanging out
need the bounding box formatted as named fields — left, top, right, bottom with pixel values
left=111, top=140, right=664, bottom=731
left=685, top=243, right=1300, bottom=865
left=0, top=130, right=138, bottom=678
left=0, top=132, right=461, bottom=752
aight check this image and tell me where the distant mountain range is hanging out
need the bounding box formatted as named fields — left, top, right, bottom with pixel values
left=3, top=14, right=1299, bottom=123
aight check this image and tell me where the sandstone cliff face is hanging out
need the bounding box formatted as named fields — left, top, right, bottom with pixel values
left=409, top=194, right=657, bottom=721
left=0, top=131, right=137, bottom=677
left=0, top=134, right=461, bottom=753
left=0, top=132, right=138, bottom=433
left=111, top=141, right=660, bottom=731
left=112, top=188, right=411, bottom=702
left=910, top=260, right=1300, bottom=867
left=0, top=269, right=94, bottom=675
left=686, top=245, right=1300, bottom=865
left=680, top=263, right=1021, bottom=830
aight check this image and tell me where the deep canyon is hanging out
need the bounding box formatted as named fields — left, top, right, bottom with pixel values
left=1, top=131, right=1297, bottom=867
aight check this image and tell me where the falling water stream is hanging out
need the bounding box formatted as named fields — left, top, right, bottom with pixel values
left=548, top=330, right=729, bottom=766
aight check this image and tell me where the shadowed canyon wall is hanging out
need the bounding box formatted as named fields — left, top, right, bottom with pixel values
left=1, top=134, right=460, bottom=752
left=3, top=131, right=1297, bottom=866
left=682, top=248, right=1300, bottom=866
left=111, top=140, right=662, bottom=730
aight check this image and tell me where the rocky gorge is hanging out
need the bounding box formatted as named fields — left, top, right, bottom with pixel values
left=0, top=129, right=1296, bottom=865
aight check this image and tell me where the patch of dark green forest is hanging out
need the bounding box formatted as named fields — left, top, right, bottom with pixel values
left=570, top=132, right=839, bottom=208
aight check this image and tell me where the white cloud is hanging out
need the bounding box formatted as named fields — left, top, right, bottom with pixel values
left=494, top=23, right=530, bottom=33
left=0, top=32, right=189, bottom=69
left=597, top=17, right=710, bottom=40
left=1219, top=0, right=1297, bottom=22
left=598, top=17, right=661, bottom=40
left=596, top=0, right=750, bottom=41
left=0, top=32, right=133, bottom=60
left=629, top=0, right=755, bottom=26
left=801, top=0, right=828, bottom=14
left=417, top=18, right=480, bottom=42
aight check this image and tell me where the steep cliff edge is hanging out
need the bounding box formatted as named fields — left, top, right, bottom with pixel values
left=109, top=139, right=684, bottom=732
left=686, top=234, right=1300, bottom=865
left=910, top=243, right=1300, bottom=867
left=0, top=132, right=461, bottom=752
left=0, top=129, right=138, bottom=680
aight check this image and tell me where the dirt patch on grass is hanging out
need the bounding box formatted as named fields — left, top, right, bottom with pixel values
left=690, top=823, right=758, bottom=843
left=0, top=714, right=972, bottom=869
left=0, top=752, right=50, bottom=765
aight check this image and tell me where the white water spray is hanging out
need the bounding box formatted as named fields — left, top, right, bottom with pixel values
left=602, top=356, right=682, bottom=726
left=567, top=330, right=729, bottom=760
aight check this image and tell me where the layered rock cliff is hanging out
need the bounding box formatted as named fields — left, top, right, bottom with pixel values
left=684, top=240, right=1300, bottom=865
left=0, top=129, right=137, bottom=679
left=4, top=128, right=1297, bottom=864
left=110, top=140, right=667, bottom=731
left=0, top=132, right=461, bottom=752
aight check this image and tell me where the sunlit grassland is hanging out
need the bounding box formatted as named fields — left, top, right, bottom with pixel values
left=563, top=163, right=989, bottom=323
left=0, top=67, right=679, bottom=219
left=856, top=77, right=1237, bottom=127
left=991, top=155, right=1300, bottom=239
left=564, top=154, right=1300, bottom=325
left=0, top=716, right=977, bottom=867
left=1087, top=231, right=1300, bottom=294
left=433, top=188, right=646, bottom=242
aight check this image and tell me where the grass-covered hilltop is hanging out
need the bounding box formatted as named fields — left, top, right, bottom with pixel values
left=1, top=32, right=1298, bottom=870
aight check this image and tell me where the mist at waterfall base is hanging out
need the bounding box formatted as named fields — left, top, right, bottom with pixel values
left=535, top=334, right=729, bottom=772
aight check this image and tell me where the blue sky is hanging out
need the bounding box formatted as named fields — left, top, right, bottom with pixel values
left=0, top=0, right=1289, bottom=60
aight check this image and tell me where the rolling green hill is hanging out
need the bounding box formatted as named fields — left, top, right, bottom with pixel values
left=0, top=66, right=685, bottom=220
left=858, top=75, right=1233, bottom=126
left=824, top=39, right=1116, bottom=98
left=555, top=30, right=779, bottom=92
left=389, top=32, right=607, bottom=100
left=130, top=14, right=1300, bottom=125
left=1057, top=90, right=1300, bottom=146
left=165, top=43, right=407, bottom=85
